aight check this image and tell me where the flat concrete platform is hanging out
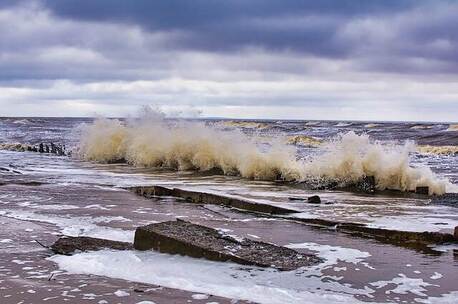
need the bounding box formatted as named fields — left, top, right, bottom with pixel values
left=135, top=220, right=322, bottom=270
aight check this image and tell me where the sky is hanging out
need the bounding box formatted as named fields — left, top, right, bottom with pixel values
left=1, top=0, right=457, bottom=121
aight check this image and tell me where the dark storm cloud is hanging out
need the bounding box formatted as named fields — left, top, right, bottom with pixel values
left=43, top=0, right=416, bottom=28
left=41, top=0, right=418, bottom=57
left=2, top=0, right=457, bottom=82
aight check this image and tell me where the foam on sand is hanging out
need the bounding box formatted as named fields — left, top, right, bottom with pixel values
left=48, top=248, right=374, bottom=304
left=76, top=115, right=453, bottom=195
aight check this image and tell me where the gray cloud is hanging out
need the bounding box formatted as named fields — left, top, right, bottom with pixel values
left=0, top=0, right=457, bottom=121
left=40, top=0, right=418, bottom=57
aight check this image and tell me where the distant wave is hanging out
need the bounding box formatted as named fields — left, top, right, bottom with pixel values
left=364, top=123, right=380, bottom=128
left=304, top=121, right=320, bottom=126
left=411, top=125, right=433, bottom=130
left=221, top=120, right=269, bottom=130
left=76, top=115, right=453, bottom=195
left=335, top=122, right=352, bottom=127
left=446, top=124, right=458, bottom=132
left=418, top=145, right=458, bottom=155
left=12, top=119, right=32, bottom=125
left=0, top=143, right=31, bottom=151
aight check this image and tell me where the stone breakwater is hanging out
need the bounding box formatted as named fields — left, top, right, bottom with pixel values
left=0, top=142, right=68, bottom=156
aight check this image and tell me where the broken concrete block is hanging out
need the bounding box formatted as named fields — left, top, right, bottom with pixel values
left=51, top=236, right=132, bottom=255
left=307, top=195, right=321, bottom=204
left=131, top=186, right=297, bottom=215
left=416, top=186, right=429, bottom=195
left=288, top=197, right=306, bottom=201
left=134, top=220, right=321, bottom=270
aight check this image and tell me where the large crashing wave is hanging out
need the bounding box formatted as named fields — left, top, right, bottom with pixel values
left=76, top=116, right=452, bottom=195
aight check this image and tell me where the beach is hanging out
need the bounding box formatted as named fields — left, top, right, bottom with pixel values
left=1, top=117, right=457, bottom=303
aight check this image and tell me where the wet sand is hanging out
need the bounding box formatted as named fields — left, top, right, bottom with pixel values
left=0, top=147, right=457, bottom=303
left=1, top=176, right=458, bottom=303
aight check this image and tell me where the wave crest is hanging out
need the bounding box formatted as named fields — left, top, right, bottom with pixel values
left=286, top=135, right=321, bottom=147
left=76, top=117, right=453, bottom=195
left=0, top=143, right=32, bottom=152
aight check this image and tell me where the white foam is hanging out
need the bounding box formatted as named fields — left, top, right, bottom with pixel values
left=366, top=214, right=458, bottom=232
left=192, top=293, right=209, bottom=300
left=286, top=242, right=371, bottom=268
left=49, top=250, right=376, bottom=304
left=0, top=209, right=134, bottom=242
left=416, top=291, right=458, bottom=303
left=114, top=290, right=130, bottom=297
left=430, top=272, right=443, bottom=280
left=369, top=274, right=435, bottom=297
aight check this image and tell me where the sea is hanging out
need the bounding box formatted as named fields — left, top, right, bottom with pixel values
left=0, top=116, right=457, bottom=303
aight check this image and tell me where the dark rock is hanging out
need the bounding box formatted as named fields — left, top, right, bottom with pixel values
left=455, top=226, right=458, bottom=240
left=131, top=185, right=297, bottom=215
left=416, top=186, right=429, bottom=195
left=50, top=142, right=56, bottom=154
left=6, top=141, right=68, bottom=156
left=307, top=195, right=321, bottom=204
left=107, top=158, right=127, bottom=164
left=51, top=236, right=133, bottom=255
left=134, top=220, right=321, bottom=270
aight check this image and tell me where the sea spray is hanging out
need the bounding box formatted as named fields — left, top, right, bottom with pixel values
left=76, top=115, right=452, bottom=195
left=78, top=117, right=299, bottom=181
left=302, top=132, right=447, bottom=194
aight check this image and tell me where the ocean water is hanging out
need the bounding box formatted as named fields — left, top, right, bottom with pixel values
left=1, top=116, right=458, bottom=303
left=2, top=116, right=457, bottom=186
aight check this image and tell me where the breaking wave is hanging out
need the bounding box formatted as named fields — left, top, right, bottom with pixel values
left=221, top=120, right=269, bottom=130
left=286, top=135, right=321, bottom=147
left=76, top=115, right=453, bottom=195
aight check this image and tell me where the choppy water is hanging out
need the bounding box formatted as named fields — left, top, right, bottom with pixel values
left=2, top=117, right=456, bottom=183
left=1, top=117, right=458, bottom=303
